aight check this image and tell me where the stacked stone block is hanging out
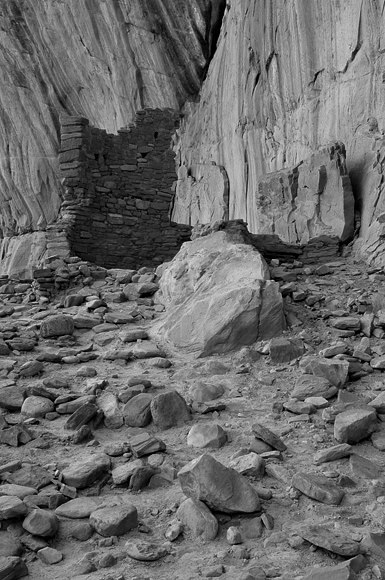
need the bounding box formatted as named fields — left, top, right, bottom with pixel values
left=56, top=110, right=191, bottom=269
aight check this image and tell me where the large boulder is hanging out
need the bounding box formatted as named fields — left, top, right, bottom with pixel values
left=178, top=454, right=260, bottom=514
left=153, top=228, right=285, bottom=356
left=255, top=142, right=354, bottom=244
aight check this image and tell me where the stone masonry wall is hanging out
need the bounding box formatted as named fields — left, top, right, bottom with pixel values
left=56, top=109, right=191, bottom=269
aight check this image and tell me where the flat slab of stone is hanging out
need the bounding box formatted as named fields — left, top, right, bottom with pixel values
left=7, top=465, right=51, bottom=490
left=61, top=454, right=110, bottom=489
left=125, top=540, right=169, bottom=561
left=299, top=356, right=349, bottom=387
left=334, top=407, right=377, bottom=444
left=55, top=498, right=101, bottom=518
left=178, top=454, right=261, bottom=514
left=298, top=525, right=360, bottom=556
left=291, top=472, right=344, bottom=505
left=177, top=498, right=218, bottom=541
left=314, top=444, right=352, bottom=465
left=251, top=422, right=286, bottom=451
left=0, top=484, right=38, bottom=499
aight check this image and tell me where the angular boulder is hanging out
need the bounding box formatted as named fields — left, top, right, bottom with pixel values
left=178, top=454, right=260, bottom=514
left=89, top=504, right=137, bottom=537
left=255, top=142, right=354, bottom=244
left=153, top=229, right=285, bottom=356
left=299, top=356, right=349, bottom=388
left=40, top=315, right=74, bottom=338
left=61, top=454, right=110, bottom=489
left=176, top=498, right=218, bottom=541
left=334, top=407, right=377, bottom=444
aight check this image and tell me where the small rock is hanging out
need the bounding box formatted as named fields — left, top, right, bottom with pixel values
left=227, top=526, right=242, bottom=545
left=37, top=547, right=63, bottom=564
left=125, top=540, right=169, bottom=561
left=187, top=423, right=227, bottom=449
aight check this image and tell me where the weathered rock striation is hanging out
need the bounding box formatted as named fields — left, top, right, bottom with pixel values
left=0, top=0, right=225, bottom=273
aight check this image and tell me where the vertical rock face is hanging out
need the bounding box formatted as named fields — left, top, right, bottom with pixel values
left=255, top=143, right=354, bottom=244
left=0, top=0, right=224, bottom=237
left=3, top=0, right=385, bottom=267
left=175, top=0, right=385, bottom=261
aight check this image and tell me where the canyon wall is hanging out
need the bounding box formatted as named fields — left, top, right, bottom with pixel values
left=0, top=0, right=223, bottom=257
left=174, top=0, right=385, bottom=264
left=3, top=0, right=385, bottom=272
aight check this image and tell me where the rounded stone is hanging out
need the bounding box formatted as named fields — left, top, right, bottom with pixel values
left=21, top=396, right=54, bottom=418
left=123, top=394, right=152, bottom=427
left=22, top=509, right=59, bottom=537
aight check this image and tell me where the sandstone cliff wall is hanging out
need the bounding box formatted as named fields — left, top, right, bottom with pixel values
left=3, top=0, right=385, bottom=269
left=174, top=0, right=385, bottom=263
left=0, top=0, right=224, bottom=236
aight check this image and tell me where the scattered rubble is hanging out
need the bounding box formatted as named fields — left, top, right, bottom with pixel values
left=2, top=228, right=385, bottom=580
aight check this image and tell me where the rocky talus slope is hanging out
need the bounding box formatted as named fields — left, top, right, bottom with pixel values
left=1, top=231, right=385, bottom=580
